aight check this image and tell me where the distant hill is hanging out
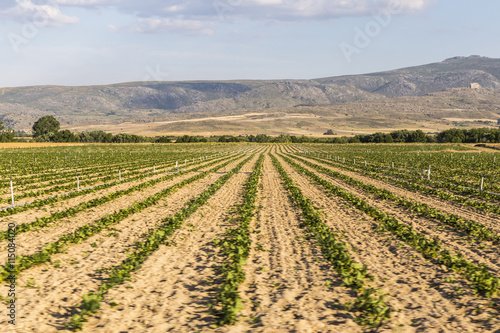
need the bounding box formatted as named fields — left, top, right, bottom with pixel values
left=1, top=55, right=499, bottom=134
left=316, top=55, right=500, bottom=97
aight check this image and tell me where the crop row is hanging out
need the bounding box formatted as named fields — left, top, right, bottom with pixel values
left=0, top=151, right=241, bottom=218
left=302, top=153, right=500, bottom=215
left=280, top=154, right=500, bottom=297
left=67, top=154, right=256, bottom=330
left=0, top=155, right=242, bottom=282
left=296, top=147, right=500, bottom=195
left=271, top=154, right=391, bottom=327
left=212, top=153, right=264, bottom=325
left=0, top=154, right=237, bottom=241
left=288, top=154, right=500, bottom=243
left=1, top=151, right=237, bottom=202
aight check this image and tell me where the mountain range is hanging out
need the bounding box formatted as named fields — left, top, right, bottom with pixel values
left=1, top=55, right=499, bottom=136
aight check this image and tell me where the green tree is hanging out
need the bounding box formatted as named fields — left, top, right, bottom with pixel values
left=32, top=116, right=60, bottom=138
left=0, top=120, right=15, bottom=142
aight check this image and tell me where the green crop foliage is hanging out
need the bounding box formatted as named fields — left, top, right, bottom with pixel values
left=271, top=154, right=391, bottom=328
left=212, top=153, right=264, bottom=325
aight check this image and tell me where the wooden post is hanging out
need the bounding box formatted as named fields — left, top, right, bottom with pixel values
left=480, top=175, right=484, bottom=192
left=427, top=165, right=431, bottom=181
left=10, top=178, right=14, bottom=207
left=77, top=176, right=80, bottom=191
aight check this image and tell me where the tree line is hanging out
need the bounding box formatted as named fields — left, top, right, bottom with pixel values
left=1, top=116, right=500, bottom=144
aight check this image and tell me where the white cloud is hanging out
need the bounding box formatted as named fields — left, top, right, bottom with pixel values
left=1, top=0, right=79, bottom=27
left=113, top=18, right=215, bottom=35
left=1, top=0, right=434, bottom=35
left=47, top=0, right=436, bottom=21
left=52, top=0, right=118, bottom=5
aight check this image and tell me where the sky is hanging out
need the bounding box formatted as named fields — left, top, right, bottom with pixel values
left=0, top=0, right=499, bottom=87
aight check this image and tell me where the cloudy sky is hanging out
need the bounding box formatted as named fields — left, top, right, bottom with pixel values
left=0, top=0, right=499, bottom=87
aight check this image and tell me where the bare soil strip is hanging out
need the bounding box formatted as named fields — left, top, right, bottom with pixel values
left=275, top=153, right=498, bottom=332
left=287, top=155, right=500, bottom=277
left=0, top=155, right=251, bottom=332
left=299, top=154, right=500, bottom=231
left=0, top=155, right=233, bottom=232
left=77, top=154, right=262, bottom=332
left=231, top=154, right=360, bottom=332
left=0, top=158, right=229, bottom=258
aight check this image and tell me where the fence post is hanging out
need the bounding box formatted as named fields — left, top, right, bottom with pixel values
left=480, top=174, right=484, bottom=192
left=77, top=176, right=80, bottom=191
left=427, top=165, right=431, bottom=181
left=10, top=178, right=14, bottom=207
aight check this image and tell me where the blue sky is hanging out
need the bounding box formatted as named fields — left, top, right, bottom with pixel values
left=0, top=0, right=499, bottom=87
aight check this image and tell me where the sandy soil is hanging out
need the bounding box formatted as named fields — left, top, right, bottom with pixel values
left=0, top=154, right=252, bottom=332
left=0, top=156, right=232, bottom=234
left=296, top=154, right=500, bottom=232
left=230, top=154, right=360, bottom=332
left=275, top=153, right=498, bottom=332
left=78, top=153, right=263, bottom=332
left=1, top=145, right=498, bottom=332
left=0, top=156, right=241, bottom=259
left=286, top=154, right=500, bottom=276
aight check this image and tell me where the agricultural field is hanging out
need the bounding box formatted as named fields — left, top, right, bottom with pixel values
left=0, top=143, right=499, bottom=332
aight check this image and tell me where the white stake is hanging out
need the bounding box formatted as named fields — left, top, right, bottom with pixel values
left=480, top=175, right=484, bottom=192
left=427, top=165, right=431, bottom=181
left=119, top=169, right=122, bottom=181
left=10, top=178, right=14, bottom=207
left=77, top=176, right=80, bottom=191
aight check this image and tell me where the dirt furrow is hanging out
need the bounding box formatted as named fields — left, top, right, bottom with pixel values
left=276, top=153, right=498, bottom=332
left=231, top=154, right=359, bottom=332
left=0, top=155, right=251, bottom=333
left=0, top=156, right=233, bottom=232
left=287, top=155, right=500, bottom=277
left=298, top=155, right=500, bottom=232
left=0, top=157, right=241, bottom=259
left=77, top=155, right=261, bottom=332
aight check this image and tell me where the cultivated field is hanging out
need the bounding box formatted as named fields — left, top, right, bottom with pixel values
left=0, top=143, right=499, bottom=332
